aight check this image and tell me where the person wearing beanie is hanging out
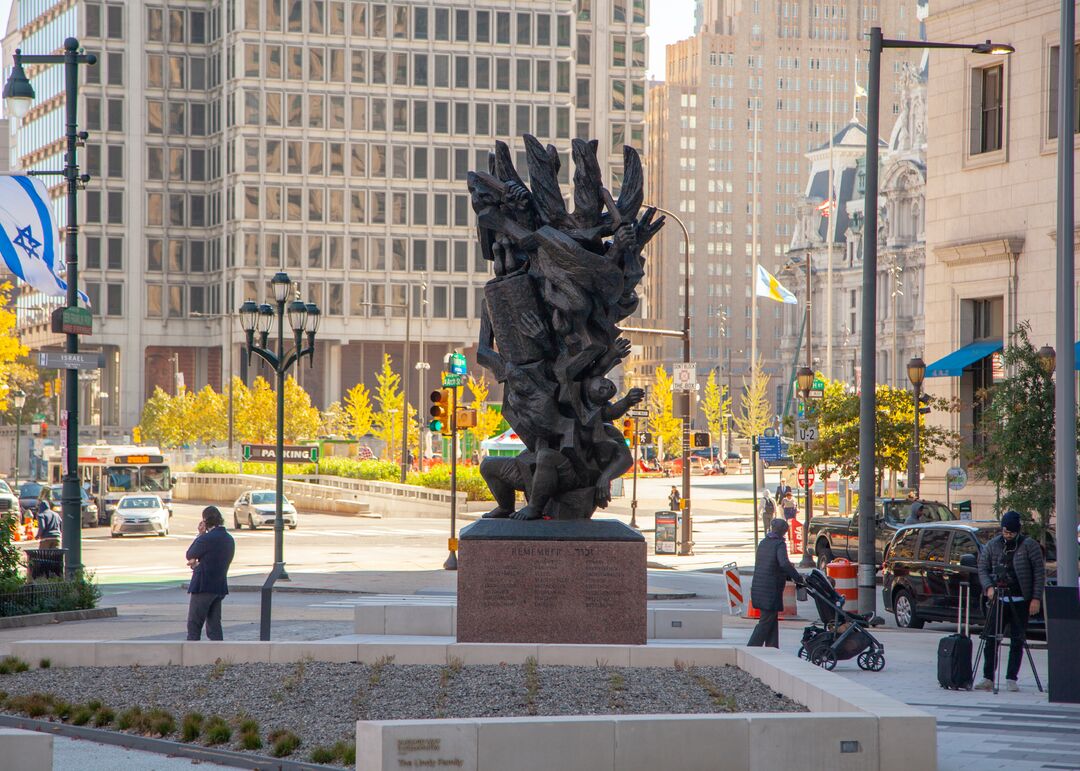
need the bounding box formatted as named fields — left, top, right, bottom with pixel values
left=747, top=518, right=804, bottom=648
left=35, top=500, right=62, bottom=549
left=185, top=505, right=236, bottom=641
left=974, top=510, right=1045, bottom=691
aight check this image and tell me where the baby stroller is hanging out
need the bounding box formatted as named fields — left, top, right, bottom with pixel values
left=797, top=569, right=886, bottom=672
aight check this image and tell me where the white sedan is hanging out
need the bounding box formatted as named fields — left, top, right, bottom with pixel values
left=232, top=490, right=298, bottom=530
left=111, top=495, right=170, bottom=537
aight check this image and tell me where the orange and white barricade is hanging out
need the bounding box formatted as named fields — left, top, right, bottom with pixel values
left=827, top=558, right=858, bottom=605
left=721, top=562, right=745, bottom=615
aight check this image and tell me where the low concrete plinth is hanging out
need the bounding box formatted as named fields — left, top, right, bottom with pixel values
left=0, top=727, right=51, bottom=771
left=354, top=601, right=722, bottom=639
left=457, top=519, right=646, bottom=645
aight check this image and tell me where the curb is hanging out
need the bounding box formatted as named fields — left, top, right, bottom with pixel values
left=0, top=607, right=117, bottom=630
left=181, top=583, right=364, bottom=595
left=0, top=713, right=343, bottom=770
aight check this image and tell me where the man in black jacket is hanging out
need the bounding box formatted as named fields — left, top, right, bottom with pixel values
left=974, top=510, right=1045, bottom=691
left=185, top=506, right=236, bottom=641
left=748, top=518, right=804, bottom=648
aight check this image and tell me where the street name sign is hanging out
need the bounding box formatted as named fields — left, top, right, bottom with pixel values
left=242, top=444, right=319, bottom=463
left=627, top=408, right=649, bottom=419
left=441, top=372, right=466, bottom=387
left=36, top=351, right=103, bottom=370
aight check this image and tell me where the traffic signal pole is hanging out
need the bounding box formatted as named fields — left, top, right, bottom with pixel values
left=444, top=386, right=458, bottom=570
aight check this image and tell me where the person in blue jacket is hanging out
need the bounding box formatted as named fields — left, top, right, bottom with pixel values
left=185, top=506, right=236, bottom=641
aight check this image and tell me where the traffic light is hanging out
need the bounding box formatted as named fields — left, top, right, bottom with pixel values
left=622, top=418, right=634, bottom=442
left=44, top=382, right=52, bottom=398
left=918, top=392, right=932, bottom=415
left=429, top=388, right=451, bottom=433
left=40, top=422, right=48, bottom=438
left=132, top=426, right=142, bottom=444
left=54, top=376, right=61, bottom=394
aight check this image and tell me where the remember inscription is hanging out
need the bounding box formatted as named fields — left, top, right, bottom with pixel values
left=457, top=533, right=646, bottom=644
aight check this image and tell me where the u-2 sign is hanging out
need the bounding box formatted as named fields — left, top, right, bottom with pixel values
left=796, top=423, right=818, bottom=443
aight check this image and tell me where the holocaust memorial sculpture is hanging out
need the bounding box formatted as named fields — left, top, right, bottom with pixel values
left=456, top=136, right=663, bottom=644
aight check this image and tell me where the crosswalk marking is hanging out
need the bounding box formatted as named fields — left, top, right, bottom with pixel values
left=309, top=593, right=457, bottom=609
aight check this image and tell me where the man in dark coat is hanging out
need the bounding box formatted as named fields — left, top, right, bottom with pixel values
left=185, top=506, right=236, bottom=641
left=35, top=501, right=62, bottom=549
left=747, top=518, right=803, bottom=648
left=974, top=510, right=1045, bottom=691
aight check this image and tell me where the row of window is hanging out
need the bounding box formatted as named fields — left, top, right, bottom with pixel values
left=237, top=234, right=488, bottom=274
left=233, top=186, right=473, bottom=228
left=238, top=92, right=573, bottom=140
left=237, top=1, right=576, bottom=48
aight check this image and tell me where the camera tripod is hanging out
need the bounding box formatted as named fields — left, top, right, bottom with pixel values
left=971, top=592, right=1043, bottom=694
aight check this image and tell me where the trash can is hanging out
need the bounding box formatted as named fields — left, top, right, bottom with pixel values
left=25, top=549, right=64, bottom=580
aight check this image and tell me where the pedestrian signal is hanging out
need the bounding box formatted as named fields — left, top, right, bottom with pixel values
left=429, top=389, right=451, bottom=433
left=692, top=431, right=710, bottom=449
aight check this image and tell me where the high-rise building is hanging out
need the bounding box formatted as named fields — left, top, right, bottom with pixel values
left=643, top=0, right=924, bottom=413
left=3, top=0, right=647, bottom=432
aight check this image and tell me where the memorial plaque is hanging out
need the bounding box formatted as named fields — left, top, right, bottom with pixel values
left=457, top=519, right=646, bottom=645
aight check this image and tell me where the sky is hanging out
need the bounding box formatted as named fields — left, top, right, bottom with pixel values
left=0, top=0, right=694, bottom=88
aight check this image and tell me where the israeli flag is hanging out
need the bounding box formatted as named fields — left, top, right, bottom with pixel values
left=0, top=175, right=89, bottom=304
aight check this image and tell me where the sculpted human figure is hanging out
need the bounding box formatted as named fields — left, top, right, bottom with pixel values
left=468, top=136, right=663, bottom=521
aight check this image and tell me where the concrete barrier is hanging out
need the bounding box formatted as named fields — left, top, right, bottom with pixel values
left=353, top=601, right=723, bottom=640
left=0, top=727, right=52, bottom=771
left=173, top=472, right=469, bottom=518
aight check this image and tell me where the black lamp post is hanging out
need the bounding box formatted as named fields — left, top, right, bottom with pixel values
left=796, top=366, right=815, bottom=566
left=857, top=28, right=1013, bottom=615
left=5, top=39, right=97, bottom=580
left=239, top=272, right=320, bottom=641
left=11, top=390, right=26, bottom=490
left=906, top=357, right=926, bottom=496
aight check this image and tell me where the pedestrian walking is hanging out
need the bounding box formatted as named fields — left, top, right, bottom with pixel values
left=780, top=490, right=798, bottom=521
left=775, top=479, right=793, bottom=502
left=35, top=501, right=61, bottom=549
left=747, top=518, right=804, bottom=648
left=185, top=506, right=236, bottom=641
left=668, top=486, right=681, bottom=512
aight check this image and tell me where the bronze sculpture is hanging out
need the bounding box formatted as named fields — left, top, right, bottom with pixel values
left=468, top=136, right=663, bottom=521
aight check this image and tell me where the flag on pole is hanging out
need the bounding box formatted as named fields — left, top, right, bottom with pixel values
left=854, top=81, right=868, bottom=98
left=0, top=175, right=87, bottom=303
left=816, top=199, right=835, bottom=218
left=755, top=264, right=798, bottom=304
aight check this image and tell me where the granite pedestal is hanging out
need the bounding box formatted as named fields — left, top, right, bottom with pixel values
left=456, top=519, right=646, bottom=645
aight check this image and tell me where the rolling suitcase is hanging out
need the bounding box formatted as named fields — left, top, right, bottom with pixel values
left=938, top=584, right=973, bottom=690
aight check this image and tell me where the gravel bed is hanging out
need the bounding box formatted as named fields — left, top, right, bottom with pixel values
left=0, top=660, right=804, bottom=765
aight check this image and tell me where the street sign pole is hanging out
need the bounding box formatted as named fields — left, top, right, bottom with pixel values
left=630, top=417, right=639, bottom=530
left=444, top=386, right=459, bottom=570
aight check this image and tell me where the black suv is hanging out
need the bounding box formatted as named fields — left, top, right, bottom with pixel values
left=882, top=521, right=1056, bottom=631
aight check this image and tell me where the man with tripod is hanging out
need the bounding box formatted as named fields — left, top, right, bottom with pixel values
left=974, top=511, right=1045, bottom=692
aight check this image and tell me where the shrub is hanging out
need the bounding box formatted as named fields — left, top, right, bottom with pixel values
left=239, top=731, right=263, bottom=750
left=146, top=708, right=176, bottom=737
left=38, top=658, right=50, bottom=669
left=309, top=745, right=336, bottom=763
left=0, top=656, right=29, bottom=674
left=51, top=699, right=72, bottom=720
left=116, top=706, right=143, bottom=731
left=192, top=458, right=241, bottom=474
left=70, top=705, right=94, bottom=725
left=0, top=574, right=101, bottom=618
left=406, top=465, right=494, bottom=501
left=269, top=730, right=301, bottom=757
left=235, top=716, right=259, bottom=735
left=9, top=693, right=49, bottom=718
left=334, top=740, right=356, bottom=765
left=180, top=712, right=204, bottom=742
left=203, top=716, right=232, bottom=745
left=93, top=706, right=115, bottom=727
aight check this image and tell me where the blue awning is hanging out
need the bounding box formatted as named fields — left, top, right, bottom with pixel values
left=925, top=340, right=1003, bottom=378
left=1074, top=341, right=1080, bottom=370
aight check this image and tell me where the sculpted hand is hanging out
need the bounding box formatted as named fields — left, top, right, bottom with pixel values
left=612, top=338, right=632, bottom=361
left=613, top=223, right=636, bottom=252
left=625, top=387, right=646, bottom=406
left=594, top=483, right=612, bottom=508
left=635, top=208, right=665, bottom=246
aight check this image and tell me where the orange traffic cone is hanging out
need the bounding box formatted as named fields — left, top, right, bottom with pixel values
left=23, top=523, right=34, bottom=541
left=11, top=524, right=21, bottom=542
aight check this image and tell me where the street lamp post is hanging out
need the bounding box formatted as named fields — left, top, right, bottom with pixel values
left=12, top=390, right=26, bottom=488
left=796, top=366, right=815, bottom=567
left=858, top=28, right=1013, bottom=615
left=906, top=357, right=926, bottom=495
left=5, top=38, right=97, bottom=580
left=97, top=391, right=108, bottom=443
left=239, top=273, right=320, bottom=641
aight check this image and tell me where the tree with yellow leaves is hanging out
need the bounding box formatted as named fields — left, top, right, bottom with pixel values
left=733, top=356, right=773, bottom=440
left=0, top=283, right=29, bottom=413
left=188, top=385, right=228, bottom=445
left=699, top=370, right=731, bottom=456
left=282, top=375, right=321, bottom=442
left=344, top=382, right=374, bottom=439
left=465, top=375, right=504, bottom=452
left=235, top=377, right=277, bottom=444
left=372, top=354, right=416, bottom=462
left=647, top=366, right=683, bottom=459
left=320, top=401, right=350, bottom=437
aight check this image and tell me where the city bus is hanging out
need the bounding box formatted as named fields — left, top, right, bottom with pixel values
left=45, top=444, right=173, bottom=520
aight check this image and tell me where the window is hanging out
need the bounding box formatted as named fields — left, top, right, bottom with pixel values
left=971, top=64, right=1004, bottom=154
left=107, top=52, right=123, bottom=85
left=949, top=534, right=979, bottom=565
left=107, top=284, right=123, bottom=317
left=107, top=5, right=123, bottom=38
left=916, top=529, right=951, bottom=564
left=146, top=285, right=163, bottom=317
left=1048, top=44, right=1080, bottom=139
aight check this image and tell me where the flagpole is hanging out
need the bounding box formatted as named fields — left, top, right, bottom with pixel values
left=826, top=75, right=835, bottom=381
left=750, top=101, right=759, bottom=401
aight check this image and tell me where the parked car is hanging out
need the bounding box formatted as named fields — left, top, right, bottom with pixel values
left=882, top=521, right=1061, bottom=633
left=0, top=480, right=18, bottom=516
left=17, top=481, right=44, bottom=515
left=110, top=495, right=170, bottom=537
left=39, top=484, right=99, bottom=528
left=233, top=490, right=298, bottom=530
left=808, top=497, right=956, bottom=569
